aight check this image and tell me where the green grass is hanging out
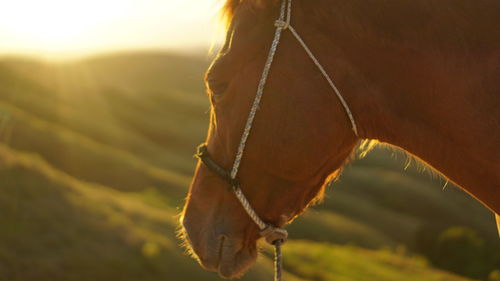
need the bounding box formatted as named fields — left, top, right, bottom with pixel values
left=0, top=144, right=309, bottom=281
left=282, top=241, right=473, bottom=281
left=287, top=209, right=396, bottom=248
left=0, top=143, right=477, bottom=281
left=0, top=100, right=190, bottom=193
left=0, top=52, right=497, bottom=281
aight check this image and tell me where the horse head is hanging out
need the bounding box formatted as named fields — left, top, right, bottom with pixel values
left=179, top=0, right=361, bottom=278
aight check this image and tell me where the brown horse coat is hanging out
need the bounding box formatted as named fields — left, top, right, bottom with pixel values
left=181, top=0, right=500, bottom=278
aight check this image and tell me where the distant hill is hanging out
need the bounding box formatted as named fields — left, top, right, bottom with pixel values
left=0, top=52, right=498, bottom=281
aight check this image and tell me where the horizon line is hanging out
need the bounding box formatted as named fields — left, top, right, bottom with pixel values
left=0, top=44, right=221, bottom=62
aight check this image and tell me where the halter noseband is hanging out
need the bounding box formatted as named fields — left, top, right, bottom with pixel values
left=196, top=144, right=289, bottom=245
left=195, top=0, right=359, bottom=280
left=196, top=144, right=237, bottom=187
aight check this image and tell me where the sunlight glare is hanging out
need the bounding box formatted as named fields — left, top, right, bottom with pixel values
left=0, top=0, right=219, bottom=57
left=1, top=0, right=132, bottom=50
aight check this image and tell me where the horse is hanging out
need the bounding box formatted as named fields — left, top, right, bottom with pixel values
left=179, top=0, right=500, bottom=278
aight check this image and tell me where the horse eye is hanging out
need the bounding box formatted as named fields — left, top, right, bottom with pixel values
left=206, top=78, right=229, bottom=99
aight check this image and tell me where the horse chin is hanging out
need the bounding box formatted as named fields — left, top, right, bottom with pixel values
left=181, top=213, right=259, bottom=279
left=217, top=247, right=258, bottom=279
left=198, top=238, right=258, bottom=279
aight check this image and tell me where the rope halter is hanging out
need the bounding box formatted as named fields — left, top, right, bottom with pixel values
left=195, top=0, right=359, bottom=280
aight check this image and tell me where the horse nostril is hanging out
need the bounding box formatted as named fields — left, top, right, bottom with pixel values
left=216, top=234, right=227, bottom=268
left=219, top=234, right=228, bottom=242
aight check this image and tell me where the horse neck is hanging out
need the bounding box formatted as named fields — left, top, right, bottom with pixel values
left=305, top=1, right=500, bottom=213
left=343, top=38, right=500, bottom=214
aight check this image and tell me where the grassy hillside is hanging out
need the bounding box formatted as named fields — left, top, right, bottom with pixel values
left=281, top=241, right=476, bottom=281
left=0, top=142, right=475, bottom=281
left=0, top=52, right=498, bottom=281
left=0, top=144, right=303, bottom=281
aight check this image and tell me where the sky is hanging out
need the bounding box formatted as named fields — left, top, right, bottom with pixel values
left=0, top=0, right=223, bottom=59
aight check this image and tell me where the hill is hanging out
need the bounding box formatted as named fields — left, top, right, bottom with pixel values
left=0, top=138, right=475, bottom=281
left=0, top=52, right=498, bottom=280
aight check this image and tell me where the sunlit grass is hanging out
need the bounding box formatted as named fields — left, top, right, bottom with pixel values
left=280, top=241, right=472, bottom=281
left=287, top=209, right=395, bottom=248
left=0, top=53, right=497, bottom=281
left=0, top=142, right=305, bottom=281
left=0, top=143, right=479, bottom=281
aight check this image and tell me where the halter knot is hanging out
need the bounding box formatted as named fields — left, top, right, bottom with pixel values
left=274, top=20, right=289, bottom=30
left=260, top=225, right=288, bottom=245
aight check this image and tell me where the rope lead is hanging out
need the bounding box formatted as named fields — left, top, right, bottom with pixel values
left=195, top=0, right=361, bottom=280
left=274, top=240, right=283, bottom=281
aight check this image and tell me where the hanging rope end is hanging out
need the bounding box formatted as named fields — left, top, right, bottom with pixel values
left=272, top=233, right=284, bottom=281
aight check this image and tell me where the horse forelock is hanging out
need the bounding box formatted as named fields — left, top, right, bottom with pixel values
left=220, top=0, right=239, bottom=27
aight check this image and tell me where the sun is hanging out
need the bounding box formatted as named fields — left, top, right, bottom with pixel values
left=0, top=0, right=133, bottom=53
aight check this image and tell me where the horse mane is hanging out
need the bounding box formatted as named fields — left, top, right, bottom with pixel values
left=221, top=0, right=500, bottom=51
left=220, top=0, right=278, bottom=28
left=220, top=0, right=239, bottom=27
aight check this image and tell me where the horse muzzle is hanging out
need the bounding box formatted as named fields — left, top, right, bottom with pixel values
left=181, top=213, right=258, bottom=279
